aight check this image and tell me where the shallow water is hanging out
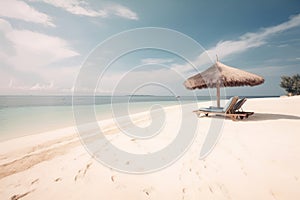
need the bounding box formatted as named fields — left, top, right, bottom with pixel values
left=1, top=95, right=277, bottom=141
left=0, top=96, right=204, bottom=141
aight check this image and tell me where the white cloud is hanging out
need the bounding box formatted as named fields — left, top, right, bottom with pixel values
left=0, top=18, right=79, bottom=71
left=0, top=0, right=55, bottom=27
left=31, top=0, right=138, bottom=20
left=141, top=58, right=174, bottom=65
left=171, top=13, right=300, bottom=74
left=206, top=13, right=300, bottom=60
left=6, top=79, right=55, bottom=91
left=30, top=81, right=54, bottom=90
left=30, top=0, right=104, bottom=17
left=0, top=18, right=80, bottom=93
left=104, top=4, right=138, bottom=20
left=77, top=14, right=300, bottom=96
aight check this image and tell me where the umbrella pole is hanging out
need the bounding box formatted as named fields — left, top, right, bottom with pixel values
left=216, top=83, right=220, bottom=108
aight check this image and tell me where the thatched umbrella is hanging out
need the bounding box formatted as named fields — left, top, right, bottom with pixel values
left=184, top=61, right=264, bottom=107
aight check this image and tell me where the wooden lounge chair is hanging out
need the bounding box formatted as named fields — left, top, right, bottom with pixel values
left=193, top=96, right=253, bottom=120
left=232, top=97, right=247, bottom=111
left=230, top=98, right=254, bottom=120
left=193, top=96, right=238, bottom=119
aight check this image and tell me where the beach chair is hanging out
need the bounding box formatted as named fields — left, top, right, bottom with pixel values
left=233, top=97, right=247, bottom=111
left=208, top=97, right=245, bottom=110
left=193, top=96, right=238, bottom=119
left=230, top=98, right=254, bottom=120
left=193, top=97, right=253, bottom=120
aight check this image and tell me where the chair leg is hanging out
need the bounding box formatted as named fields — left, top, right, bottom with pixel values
left=230, top=115, right=237, bottom=121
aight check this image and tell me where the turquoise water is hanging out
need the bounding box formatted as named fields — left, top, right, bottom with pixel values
left=0, top=96, right=202, bottom=141
left=0, top=95, right=280, bottom=141
left=0, top=95, right=278, bottom=141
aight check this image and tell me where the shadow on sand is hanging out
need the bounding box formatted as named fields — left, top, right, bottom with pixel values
left=198, top=113, right=300, bottom=121
left=245, top=113, right=300, bottom=121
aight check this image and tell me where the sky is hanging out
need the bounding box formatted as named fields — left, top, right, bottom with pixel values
left=1, top=0, right=300, bottom=96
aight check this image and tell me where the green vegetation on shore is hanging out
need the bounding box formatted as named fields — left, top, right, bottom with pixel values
left=280, top=74, right=300, bottom=96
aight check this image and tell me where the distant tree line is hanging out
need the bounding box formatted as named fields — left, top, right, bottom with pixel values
left=280, top=74, right=300, bottom=96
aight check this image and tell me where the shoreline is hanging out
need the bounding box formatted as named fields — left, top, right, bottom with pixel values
left=0, top=102, right=185, bottom=143
left=0, top=96, right=282, bottom=142
left=1, top=96, right=300, bottom=199
left=0, top=101, right=183, bottom=142
left=0, top=96, right=294, bottom=166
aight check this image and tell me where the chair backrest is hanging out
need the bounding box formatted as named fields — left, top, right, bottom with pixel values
left=222, top=96, right=239, bottom=113
left=233, top=98, right=247, bottom=111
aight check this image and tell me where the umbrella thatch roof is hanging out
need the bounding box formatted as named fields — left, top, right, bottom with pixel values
left=184, top=61, right=264, bottom=90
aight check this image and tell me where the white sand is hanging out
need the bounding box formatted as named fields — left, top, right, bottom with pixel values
left=0, top=96, right=300, bottom=200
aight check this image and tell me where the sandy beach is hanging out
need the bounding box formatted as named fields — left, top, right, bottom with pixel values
left=0, top=96, right=300, bottom=200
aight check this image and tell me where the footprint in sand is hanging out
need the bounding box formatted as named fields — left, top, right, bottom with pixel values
left=111, top=175, right=115, bottom=182
left=31, top=178, right=39, bottom=185
left=10, top=190, right=35, bottom=200
left=110, top=175, right=126, bottom=190
left=74, top=162, right=93, bottom=181
left=182, top=188, right=187, bottom=200
left=217, top=183, right=231, bottom=199
left=142, top=187, right=154, bottom=196
left=208, top=186, right=214, bottom=193
left=54, top=178, right=62, bottom=182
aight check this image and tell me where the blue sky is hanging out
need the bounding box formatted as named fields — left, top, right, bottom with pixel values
left=0, top=0, right=300, bottom=96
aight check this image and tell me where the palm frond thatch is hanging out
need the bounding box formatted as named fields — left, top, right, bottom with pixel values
left=184, top=61, right=264, bottom=89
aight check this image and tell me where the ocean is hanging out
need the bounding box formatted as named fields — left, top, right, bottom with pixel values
left=0, top=95, right=278, bottom=141
left=0, top=95, right=202, bottom=141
